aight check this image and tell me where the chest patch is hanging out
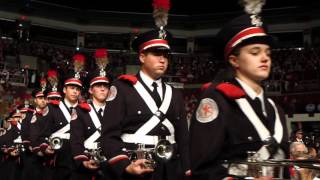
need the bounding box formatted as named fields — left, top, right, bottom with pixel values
left=196, top=98, right=219, bottom=123
left=31, top=115, right=37, bottom=124
left=71, top=109, right=78, bottom=120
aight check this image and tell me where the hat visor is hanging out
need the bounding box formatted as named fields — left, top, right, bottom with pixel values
left=90, top=80, right=110, bottom=87
left=64, top=82, right=83, bottom=88
left=143, top=46, right=171, bottom=53
left=142, top=45, right=170, bottom=53
left=237, top=35, right=276, bottom=49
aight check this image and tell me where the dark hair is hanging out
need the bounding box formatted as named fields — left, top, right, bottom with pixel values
left=230, top=46, right=241, bottom=57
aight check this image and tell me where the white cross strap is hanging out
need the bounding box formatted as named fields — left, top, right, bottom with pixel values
left=84, top=104, right=102, bottom=149
left=120, top=81, right=175, bottom=144
left=51, top=103, right=72, bottom=140
left=235, top=98, right=283, bottom=160
left=133, top=81, right=173, bottom=136
left=59, top=102, right=71, bottom=123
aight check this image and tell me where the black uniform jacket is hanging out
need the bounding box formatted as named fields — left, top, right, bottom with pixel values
left=0, top=125, right=18, bottom=148
left=101, top=75, right=190, bottom=178
left=21, top=111, right=34, bottom=146
left=34, top=100, right=73, bottom=167
left=71, top=103, right=101, bottom=168
left=29, top=109, right=47, bottom=151
left=190, top=80, right=289, bottom=180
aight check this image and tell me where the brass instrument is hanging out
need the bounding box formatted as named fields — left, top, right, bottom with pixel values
left=126, top=139, right=174, bottom=169
left=84, top=143, right=107, bottom=164
left=226, top=155, right=320, bottom=180
left=12, top=142, right=26, bottom=155
left=47, top=136, right=63, bottom=150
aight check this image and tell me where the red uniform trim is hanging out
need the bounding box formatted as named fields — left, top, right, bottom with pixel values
left=79, top=102, right=91, bottom=112
left=90, top=76, right=109, bottom=86
left=108, top=154, right=129, bottom=165
left=64, top=78, right=82, bottom=87
left=224, top=27, right=266, bottom=59
left=118, top=74, right=138, bottom=85
left=139, top=39, right=169, bottom=52
left=201, top=82, right=212, bottom=92
left=216, top=83, right=246, bottom=99
left=49, top=100, right=60, bottom=106
left=74, top=155, right=89, bottom=161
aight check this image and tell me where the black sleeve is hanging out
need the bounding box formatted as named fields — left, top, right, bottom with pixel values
left=35, top=105, right=55, bottom=150
left=30, top=114, right=45, bottom=150
left=277, top=104, right=290, bottom=156
left=70, top=109, right=88, bottom=168
left=101, top=83, right=130, bottom=177
left=173, top=89, right=191, bottom=174
left=189, top=91, right=227, bottom=180
left=21, top=112, right=33, bottom=144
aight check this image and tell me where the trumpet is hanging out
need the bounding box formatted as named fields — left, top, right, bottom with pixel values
left=84, top=146, right=107, bottom=165
left=47, top=136, right=63, bottom=150
left=126, top=139, right=174, bottom=169
left=154, top=139, right=174, bottom=161
left=13, top=142, right=26, bottom=155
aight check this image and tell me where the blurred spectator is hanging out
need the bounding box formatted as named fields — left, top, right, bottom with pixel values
left=290, top=142, right=308, bottom=159
left=292, top=129, right=305, bottom=144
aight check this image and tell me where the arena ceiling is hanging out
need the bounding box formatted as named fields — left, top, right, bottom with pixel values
left=29, top=0, right=311, bottom=15
left=0, top=0, right=320, bottom=31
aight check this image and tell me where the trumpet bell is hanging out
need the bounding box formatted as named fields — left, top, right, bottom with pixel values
left=50, top=137, right=63, bottom=150
left=154, top=140, right=174, bottom=161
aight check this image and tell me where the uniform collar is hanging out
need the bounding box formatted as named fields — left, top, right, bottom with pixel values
left=92, top=102, right=106, bottom=112
left=139, top=71, right=162, bottom=90
left=64, top=98, right=78, bottom=109
left=235, top=77, right=264, bottom=101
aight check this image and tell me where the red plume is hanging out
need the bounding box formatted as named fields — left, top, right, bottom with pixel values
left=94, top=49, right=109, bottom=71
left=47, top=69, right=59, bottom=88
left=152, top=0, right=171, bottom=28
left=47, top=70, right=57, bottom=78
left=73, top=54, right=86, bottom=73
left=152, top=0, right=170, bottom=11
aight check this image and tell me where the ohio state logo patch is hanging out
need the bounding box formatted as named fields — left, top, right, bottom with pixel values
left=31, top=115, right=37, bottom=124
left=71, top=109, right=78, bottom=120
left=196, top=98, right=219, bottom=123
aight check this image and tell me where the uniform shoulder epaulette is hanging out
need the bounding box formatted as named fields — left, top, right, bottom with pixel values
left=118, top=74, right=138, bottom=85
left=200, top=82, right=213, bottom=92
left=78, top=102, right=91, bottom=112
left=215, top=82, right=246, bottom=99
left=49, top=100, right=60, bottom=106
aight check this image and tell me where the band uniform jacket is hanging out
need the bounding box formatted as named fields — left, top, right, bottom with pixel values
left=23, top=109, right=45, bottom=180
left=101, top=75, right=190, bottom=180
left=34, top=101, right=74, bottom=172
left=29, top=109, right=47, bottom=151
left=71, top=103, right=100, bottom=168
left=189, top=80, right=289, bottom=180
left=70, top=103, right=115, bottom=180
left=1, top=123, right=22, bottom=180
left=21, top=111, right=34, bottom=148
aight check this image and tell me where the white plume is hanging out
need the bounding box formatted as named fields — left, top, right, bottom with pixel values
left=240, top=0, right=266, bottom=15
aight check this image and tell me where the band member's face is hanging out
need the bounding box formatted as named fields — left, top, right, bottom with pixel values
left=63, top=85, right=81, bottom=103
left=229, top=44, right=271, bottom=82
left=34, top=96, right=47, bottom=109
left=3, top=120, right=11, bottom=129
left=89, top=83, right=109, bottom=102
left=139, top=49, right=169, bottom=80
